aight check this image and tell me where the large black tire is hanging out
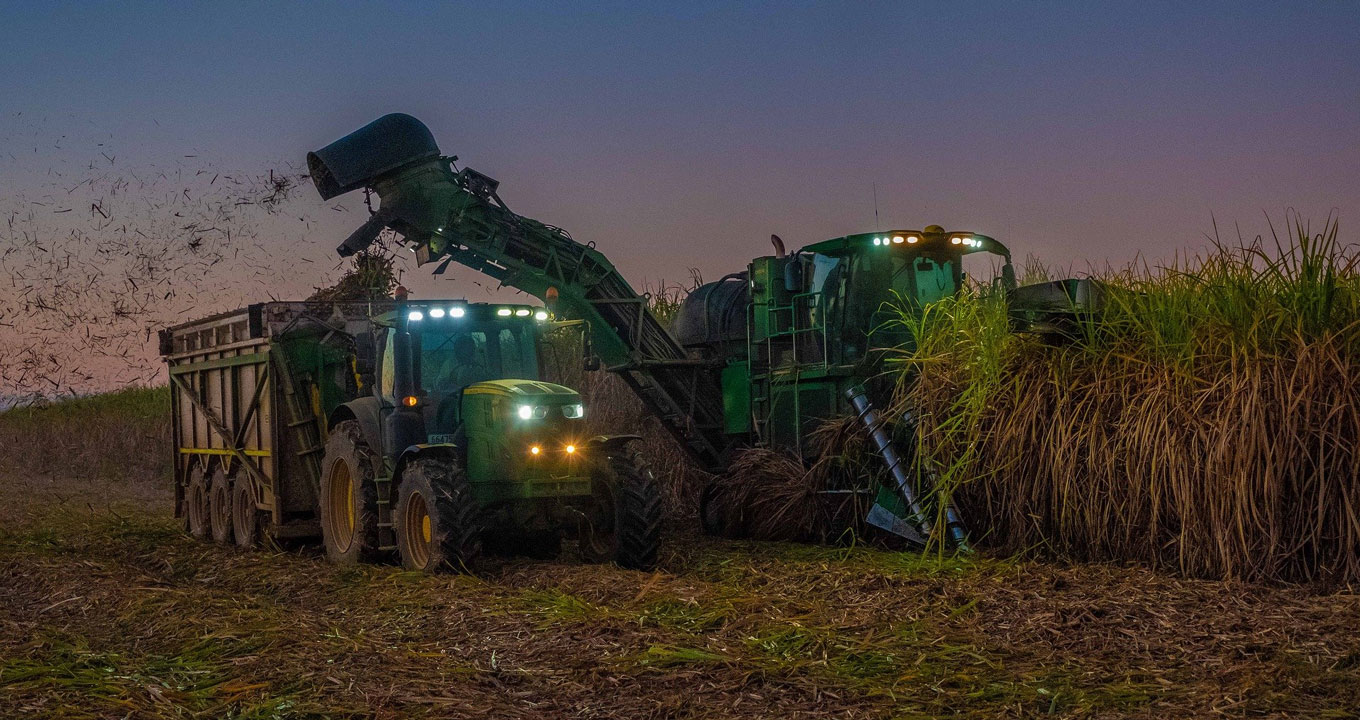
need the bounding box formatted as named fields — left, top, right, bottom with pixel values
left=185, top=466, right=211, bottom=540
left=318, top=420, right=381, bottom=565
left=231, top=477, right=263, bottom=549
left=394, top=457, right=483, bottom=573
left=581, top=450, right=662, bottom=571
left=208, top=468, right=234, bottom=545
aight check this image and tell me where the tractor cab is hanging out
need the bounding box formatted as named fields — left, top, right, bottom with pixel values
left=370, top=301, right=590, bottom=498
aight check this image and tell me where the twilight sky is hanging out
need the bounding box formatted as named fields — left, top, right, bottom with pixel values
left=1, top=1, right=1358, bottom=392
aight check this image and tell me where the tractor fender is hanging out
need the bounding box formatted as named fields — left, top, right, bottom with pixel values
left=329, top=397, right=384, bottom=475
left=392, top=443, right=461, bottom=487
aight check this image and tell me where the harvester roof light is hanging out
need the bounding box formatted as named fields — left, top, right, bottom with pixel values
left=514, top=308, right=531, bottom=317
left=407, top=310, right=424, bottom=321
left=497, top=308, right=513, bottom=316
left=428, top=307, right=446, bottom=318
left=534, top=310, right=549, bottom=321
left=872, top=237, right=881, bottom=246
left=907, top=235, right=920, bottom=244
left=950, top=237, right=962, bottom=245
left=892, top=235, right=904, bottom=244
left=449, top=306, right=466, bottom=318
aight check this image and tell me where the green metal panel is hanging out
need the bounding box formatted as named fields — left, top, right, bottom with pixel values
left=721, top=361, right=751, bottom=435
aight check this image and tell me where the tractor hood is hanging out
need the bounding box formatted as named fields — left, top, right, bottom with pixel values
left=463, top=379, right=579, bottom=402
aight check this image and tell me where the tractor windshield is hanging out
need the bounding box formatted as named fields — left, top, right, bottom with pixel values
left=414, top=320, right=539, bottom=395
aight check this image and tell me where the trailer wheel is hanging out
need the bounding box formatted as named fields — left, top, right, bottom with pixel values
left=395, top=458, right=483, bottom=573
left=208, top=468, right=235, bottom=544
left=231, top=477, right=262, bottom=549
left=185, top=466, right=211, bottom=540
left=581, top=451, right=662, bottom=571
left=319, top=420, right=381, bottom=565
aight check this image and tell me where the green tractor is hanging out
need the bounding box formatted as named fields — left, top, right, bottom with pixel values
left=319, top=300, right=661, bottom=572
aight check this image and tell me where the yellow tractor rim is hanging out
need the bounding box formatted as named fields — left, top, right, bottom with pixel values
left=403, top=491, right=431, bottom=568
left=326, top=461, right=355, bottom=550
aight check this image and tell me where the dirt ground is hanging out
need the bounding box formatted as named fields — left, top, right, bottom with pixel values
left=2, top=475, right=1359, bottom=719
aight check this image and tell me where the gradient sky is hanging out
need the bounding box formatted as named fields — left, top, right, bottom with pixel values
left=3, top=1, right=1358, bottom=289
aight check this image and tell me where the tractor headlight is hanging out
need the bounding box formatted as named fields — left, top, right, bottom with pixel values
left=407, top=310, right=424, bottom=321
left=429, top=307, right=445, bottom=318
left=562, top=404, right=584, bottom=419
left=517, top=405, right=548, bottom=420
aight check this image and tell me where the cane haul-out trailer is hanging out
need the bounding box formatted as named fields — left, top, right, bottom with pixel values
left=161, top=299, right=661, bottom=572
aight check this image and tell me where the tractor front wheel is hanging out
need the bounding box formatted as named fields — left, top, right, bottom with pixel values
left=319, top=420, right=381, bottom=565
left=185, top=466, right=211, bottom=540
left=395, top=458, right=483, bottom=573
left=581, top=450, right=662, bottom=571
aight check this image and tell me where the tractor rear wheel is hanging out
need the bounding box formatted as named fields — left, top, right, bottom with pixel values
left=185, top=467, right=211, bottom=540
left=231, top=477, right=263, bottom=549
left=581, top=450, right=662, bottom=571
left=319, top=420, right=381, bottom=565
left=395, top=458, right=483, bottom=573
left=208, top=468, right=234, bottom=545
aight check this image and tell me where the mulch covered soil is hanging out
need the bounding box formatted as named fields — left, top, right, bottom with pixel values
left=2, top=476, right=1358, bottom=719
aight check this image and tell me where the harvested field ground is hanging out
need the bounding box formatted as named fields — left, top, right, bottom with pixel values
left=3, top=475, right=1359, bottom=719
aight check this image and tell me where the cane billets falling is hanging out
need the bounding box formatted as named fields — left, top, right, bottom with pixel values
left=0, top=121, right=369, bottom=404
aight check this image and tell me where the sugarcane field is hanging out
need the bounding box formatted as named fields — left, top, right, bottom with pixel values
left=3, top=5, right=1360, bottom=719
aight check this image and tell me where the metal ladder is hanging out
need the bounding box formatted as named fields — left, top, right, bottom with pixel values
left=270, top=352, right=328, bottom=514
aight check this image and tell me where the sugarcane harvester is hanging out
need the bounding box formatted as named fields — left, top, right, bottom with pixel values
left=308, top=113, right=1021, bottom=548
